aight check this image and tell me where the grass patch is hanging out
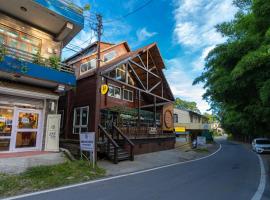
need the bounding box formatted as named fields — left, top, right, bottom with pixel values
left=194, top=148, right=209, bottom=153
left=0, top=160, right=105, bottom=198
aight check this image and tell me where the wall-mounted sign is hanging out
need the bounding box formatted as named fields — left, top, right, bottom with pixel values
left=101, top=84, right=109, bottom=95
left=164, top=110, right=173, bottom=128
left=175, top=126, right=186, bottom=132
left=149, top=127, right=157, bottom=134
left=45, top=114, right=61, bottom=152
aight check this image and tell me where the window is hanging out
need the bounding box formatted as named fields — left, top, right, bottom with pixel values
left=0, top=23, right=41, bottom=55
left=80, top=59, right=96, bottom=75
left=108, top=85, right=121, bottom=99
left=73, top=106, right=89, bottom=134
left=108, top=64, right=135, bottom=86
left=104, top=50, right=117, bottom=62
left=173, top=114, right=178, bottom=123
left=116, top=65, right=126, bottom=82
left=123, top=89, right=133, bottom=102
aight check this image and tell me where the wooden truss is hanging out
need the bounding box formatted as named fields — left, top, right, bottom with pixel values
left=100, top=49, right=172, bottom=103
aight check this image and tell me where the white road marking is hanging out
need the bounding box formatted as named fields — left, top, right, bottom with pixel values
left=2, top=144, right=222, bottom=200
left=251, top=155, right=266, bottom=200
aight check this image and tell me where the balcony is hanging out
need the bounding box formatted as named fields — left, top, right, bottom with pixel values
left=174, top=123, right=210, bottom=131
left=0, top=0, right=84, bottom=46
left=0, top=44, right=76, bottom=90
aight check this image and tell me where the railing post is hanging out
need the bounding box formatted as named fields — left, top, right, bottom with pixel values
left=114, top=147, right=118, bottom=164
left=130, top=145, right=134, bottom=161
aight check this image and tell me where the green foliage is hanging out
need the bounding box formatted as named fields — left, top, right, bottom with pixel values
left=174, top=97, right=201, bottom=113
left=0, top=161, right=105, bottom=197
left=193, top=0, right=270, bottom=137
left=83, top=3, right=91, bottom=11
left=0, top=44, right=6, bottom=62
left=49, top=56, right=61, bottom=70
left=33, top=51, right=45, bottom=66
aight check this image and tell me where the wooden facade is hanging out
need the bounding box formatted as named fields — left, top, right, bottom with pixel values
left=59, top=41, right=176, bottom=162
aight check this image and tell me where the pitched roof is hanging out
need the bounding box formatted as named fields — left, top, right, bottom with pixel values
left=64, top=41, right=130, bottom=64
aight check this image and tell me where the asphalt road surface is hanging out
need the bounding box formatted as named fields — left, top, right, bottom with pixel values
left=6, top=138, right=268, bottom=200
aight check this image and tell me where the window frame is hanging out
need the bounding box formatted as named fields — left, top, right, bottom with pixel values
left=173, top=114, right=178, bottom=123
left=80, top=58, right=96, bottom=75
left=123, top=89, right=133, bottom=102
left=58, top=110, right=64, bottom=129
left=73, top=106, right=89, bottom=134
left=108, top=84, right=121, bottom=99
left=104, top=50, right=117, bottom=62
left=0, top=23, right=42, bottom=54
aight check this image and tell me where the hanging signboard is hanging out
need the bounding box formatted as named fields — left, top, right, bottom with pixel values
left=101, top=84, right=109, bottom=95
left=175, top=126, right=186, bottom=132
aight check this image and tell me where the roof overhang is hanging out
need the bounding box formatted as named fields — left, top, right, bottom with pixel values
left=0, top=0, right=84, bottom=46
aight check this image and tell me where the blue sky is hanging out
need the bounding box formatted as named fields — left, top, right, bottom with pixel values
left=63, top=0, right=238, bottom=113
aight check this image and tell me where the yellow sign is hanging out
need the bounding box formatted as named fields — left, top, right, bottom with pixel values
left=101, top=84, right=109, bottom=95
left=175, top=127, right=186, bottom=132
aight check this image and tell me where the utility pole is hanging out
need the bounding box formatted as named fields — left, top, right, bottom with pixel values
left=94, top=13, right=103, bottom=166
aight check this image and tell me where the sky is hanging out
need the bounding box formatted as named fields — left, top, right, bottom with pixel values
left=63, top=0, right=238, bottom=113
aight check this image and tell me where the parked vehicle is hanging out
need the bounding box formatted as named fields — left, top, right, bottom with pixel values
left=252, top=138, right=270, bottom=154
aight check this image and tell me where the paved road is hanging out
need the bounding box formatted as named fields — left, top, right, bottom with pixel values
left=8, top=138, right=265, bottom=200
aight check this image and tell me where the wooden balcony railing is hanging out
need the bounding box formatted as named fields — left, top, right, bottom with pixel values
left=119, top=126, right=175, bottom=139
left=1, top=44, right=74, bottom=74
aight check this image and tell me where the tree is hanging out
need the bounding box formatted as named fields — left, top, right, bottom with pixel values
left=174, top=97, right=201, bottom=113
left=193, top=0, right=270, bottom=138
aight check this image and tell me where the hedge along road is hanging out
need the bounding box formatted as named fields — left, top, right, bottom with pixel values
left=3, top=138, right=264, bottom=200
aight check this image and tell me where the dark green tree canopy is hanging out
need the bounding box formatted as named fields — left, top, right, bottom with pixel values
left=174, top=98, right=201, bottom=114
left=193, top=0, right=270, bottom=137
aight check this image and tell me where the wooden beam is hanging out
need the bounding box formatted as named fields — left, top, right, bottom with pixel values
left=154, top=96, right=156, bottom=127
left=130, top=59, right=161, bottom=79
left=102, top=74, right=172, bottom=102
left=128, top=62, right=146, bottom=90
left=138, top=54, right=146, bottom=68
left=140, top=102, right=168, bottom=108
left=149, top=81, right=161, bottom=93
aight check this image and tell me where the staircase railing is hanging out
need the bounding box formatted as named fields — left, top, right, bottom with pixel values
left=113, top=125, right=135, bottom=161
left=98, top=124, right=119, bottom=164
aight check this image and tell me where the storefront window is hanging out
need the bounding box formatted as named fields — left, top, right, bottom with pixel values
left=0, top=108, right=13, bottom=137
left=16, top=132, right=37, bottom=148
left=18, top=112, right=39, bottom=129
left=0, top=107, right=13, bottom=151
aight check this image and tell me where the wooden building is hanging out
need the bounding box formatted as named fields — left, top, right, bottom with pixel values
left=59, top=41, right=175, bottom=163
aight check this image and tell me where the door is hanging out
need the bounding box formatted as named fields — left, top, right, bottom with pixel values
left=11, top=108, right=43, bottom=151
left=0, top=107, right=14, bottom=152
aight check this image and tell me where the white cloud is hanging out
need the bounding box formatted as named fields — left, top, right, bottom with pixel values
left=167, top=0, right=237, bottom=112
left=173, top=0, right=237, bottom=49
left=136, top=27, right=157, bottom=43
left=192, top=45, right=215, bottom=71
left=164, top=58, right=210, bottom=113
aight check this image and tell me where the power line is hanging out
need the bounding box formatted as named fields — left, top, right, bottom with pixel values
left=103, top=0, right=153, bottom=23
